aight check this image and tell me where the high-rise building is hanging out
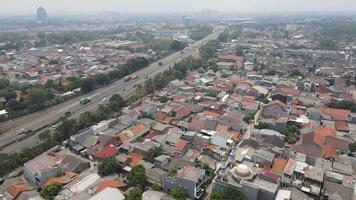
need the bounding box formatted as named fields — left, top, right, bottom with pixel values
left=36, top=7, right=48, bottom=22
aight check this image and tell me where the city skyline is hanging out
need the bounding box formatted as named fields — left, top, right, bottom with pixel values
left=1, top=0, right=356, bottom=16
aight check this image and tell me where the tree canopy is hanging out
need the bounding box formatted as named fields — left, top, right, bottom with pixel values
left=40, top=182, right=62, bottom=200
left=210, top=187, right=244, bottom=200
left=127, top=188, right=142, bottom=200
left=127, top=164, right=147, bottom=190
left=169, top=187, right=187, bottom=200
left=98, top=156, right=121, bottom=177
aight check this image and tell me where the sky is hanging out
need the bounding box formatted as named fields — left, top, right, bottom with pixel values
left=1, top=0, right=356, bottom=16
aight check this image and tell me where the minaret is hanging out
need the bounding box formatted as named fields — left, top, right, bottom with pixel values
left=218, top=152, right=228, bottom=181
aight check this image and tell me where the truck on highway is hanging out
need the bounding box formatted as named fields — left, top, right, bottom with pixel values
left=123, top=76, right=131, bottom=82
left=80, top=97, right=91, bottom=105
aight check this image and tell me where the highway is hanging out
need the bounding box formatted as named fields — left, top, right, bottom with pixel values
left=0, top=27, right=223, bottom=153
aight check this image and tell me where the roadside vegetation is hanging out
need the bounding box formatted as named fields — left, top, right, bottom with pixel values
left=0, top=47, right=217, bottom=177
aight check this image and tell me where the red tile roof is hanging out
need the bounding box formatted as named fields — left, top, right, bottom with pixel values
left=272, top=159, right=288, bottom=173
left=175, top=107, right=191, bottom=118
left=153, top=112, right=167, bottom=121
left=176, top=139, right=189, bottom=152
left=128, top=152, right=143, bottom=167
left=6, top=183, right=30, bottom=199
left=291, top=145, right=323, bottom=158
left=216, top=124, right=229, bottom=132
left=323, top=144, right=337, bottom=159
left=95, top=144, right=117, bottom=159
left=262, top=166, right=281, bottom=181
left=118, top=134, right=129, bottom=142
left=314, top=127, right=336, bottom=146
left=95, top=180, right=126, bottom=193
left=324, top=136, right=349, bottom=152
left=44, top=177, right=65, bottom=187
left=321, top=108, right=351, bottom=121
left=130, top=123, right=148, bottom=135
left=334, top=121, right=349, bottom=132
left=218, top=55, right=244, bottom=62
left=189, top=116, right=205, bottom=131
left=202, top=111, right=221, bottom=118
left=241, top=96, right=256, bottom=102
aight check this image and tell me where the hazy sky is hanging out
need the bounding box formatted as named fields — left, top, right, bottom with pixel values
left=1, top=0, right=356, bottom=16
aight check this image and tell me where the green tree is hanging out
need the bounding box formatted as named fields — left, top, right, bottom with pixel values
left=218, top=30, right=230, bottom=42
left=109, top=94, right=126, bottom=111
left=327, top=99, right=356, bottom=112
left=127, top=188, right=142, bottom=200
left=0, top=88, right=16, bottom=101
left=151, top=183, right=162, bottom=191
left=127, top=165, right=147, bottom=190
left=79, top=77, right=96, bottom=93
left=98, top=156, right=121, bottom=176
left=210, top=187, right=243, bottom=200
left=24, top=87, right=50, bottom=112
left=145, top=146, right=163, bottom=163
left=243, top=113, right=255, bottom=123
left=0, top=78, right=9, bottom=90
left=57, top=117, right=77, bottom=140
left=169, top=187, right=186, bottom=200
left=255, top=121, right=268, bottom=129
left=5, top=99, right=24, bottom=112
left=170, top=40, right=186, bottom=51
left=349, top=143, right=356, bottom=152
left=40, top=182, right=62, bottom=200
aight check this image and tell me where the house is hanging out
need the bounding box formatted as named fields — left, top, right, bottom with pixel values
left=203, top=145, right=226, bottom=160
left=163, top=165, right=206, bottom=199
left=210, top=132, right=233, bottom=150
left=23, top=155, right=62, bottom=188
left=119, top=111, right=139, bottom=126
left=323, top=171, right=354, bottom=200
left=262, top=100, right=289, bottom=120
left=95, top=144, right=117, bottom=159
left=3, top=183, right=34, bottom=200
left=253, top=149, right=275, bottom=166
left=89, top=188, right=125, bottom=200
left=302, top=127, right=347, bottom=159
left=95, top=179, right=126, bottom=193
left=175, top=139, right=190, bottom=157
left=321, top=108, right=351, bottom=122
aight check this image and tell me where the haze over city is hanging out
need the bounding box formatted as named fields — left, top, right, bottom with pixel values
left=0, top=0, right=356, bottom=200
left=1, top=0, right=356, bottom=16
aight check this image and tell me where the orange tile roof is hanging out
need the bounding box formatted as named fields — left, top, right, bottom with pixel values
left=95, top=179, right=126, bottom=193
left=130, top=123, right=147, bottom=135
left=202, top=111, right=221, bottom=118
left=44, top=177, right=64, bottom=187
left=176, top=139, right=189, bottom=152
left=6, top=183, right=30, bottom=198
left=334, top=121, right=349, bottom=132
left=272, top=159, right=288, bottom=173
left=218, top=55, right=244, bottom=62
left=128, top=152, right=143, bottom=167
left=118, top=134, right=129, bottom=142
left=216, top=124, right=229, bottom=132
left=323, top=144, right=337, bottom=158
left=271, top=99, right=287, bottom=107
left=65, top=172, right=78, bottom=179
left=321, top=108, right=351, bottom=121
left=230, top=131, right=241, bottom=140
left=241, top=96, right=256, bottom=102
left=316, top=127, right=336, bottom=138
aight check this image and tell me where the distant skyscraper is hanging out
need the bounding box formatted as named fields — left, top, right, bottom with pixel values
left=36, top=7, right=48, bottom=22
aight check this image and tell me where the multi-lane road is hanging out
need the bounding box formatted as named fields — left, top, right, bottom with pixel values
left=0, top=27, right=223, bottom=153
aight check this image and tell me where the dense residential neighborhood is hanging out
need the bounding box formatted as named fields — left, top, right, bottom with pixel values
left=0, top=5, right=356, bottom=200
